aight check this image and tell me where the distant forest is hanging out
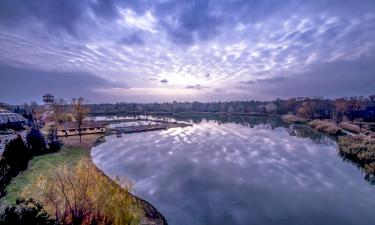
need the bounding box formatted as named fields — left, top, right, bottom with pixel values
left=87, top=95, right=375, bottom=122
left=2, top=95, right=375, bottom=123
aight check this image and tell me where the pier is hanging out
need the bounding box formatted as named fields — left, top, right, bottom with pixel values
left=106, top=121, right=192, bottom=135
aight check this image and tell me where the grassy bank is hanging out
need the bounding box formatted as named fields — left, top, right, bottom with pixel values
left=338, top=136, right=375, bottom=162
left=307, top=120, right=343, bottom=135
left=281, top=115, right=308, bottom=124
left=1, top=146, right=86, bottom=204
left=0, top=134, right=168, bottom=225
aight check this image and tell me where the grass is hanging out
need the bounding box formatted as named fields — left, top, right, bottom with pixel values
left=308, top=119, right=343, bottom=135
left=338, top=136, right=375, bottom=161
left=0, top=146, right=87, bottom=205
left=281, top=114, right=308, bottom=124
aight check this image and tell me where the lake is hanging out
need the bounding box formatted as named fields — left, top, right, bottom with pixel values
left=91, top=115, right=375, bottom=225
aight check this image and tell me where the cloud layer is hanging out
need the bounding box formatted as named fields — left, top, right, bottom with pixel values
left=0, top=0, right=375, bottom=103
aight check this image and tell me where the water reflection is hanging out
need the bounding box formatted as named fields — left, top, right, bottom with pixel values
left=92, top=116, right=375, bottom=225
left=339, top=152, right=375, bottom=185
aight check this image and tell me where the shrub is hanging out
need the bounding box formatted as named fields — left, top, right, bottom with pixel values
left=0, top=160, right=12, bottom=197
left=338, top=136, right=375, bottom=161
left=27, top=128, right=47, bottom=155
left=2, top=136, right=31, bottom=174
left=308, top=120, right=342, bottom=135
left=281, top=115, right=308, bottom=124
left=47, top=141, right=63, bottom=153
left=22, top=158, right=141, bottom=225
left=0, top=198, right=56, bottom=225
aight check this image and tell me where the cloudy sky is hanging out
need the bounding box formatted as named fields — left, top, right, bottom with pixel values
left=0, top=0, right=375, bottom=104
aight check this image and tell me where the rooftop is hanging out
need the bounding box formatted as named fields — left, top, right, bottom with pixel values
left=0, top=110, right=27, bottom=124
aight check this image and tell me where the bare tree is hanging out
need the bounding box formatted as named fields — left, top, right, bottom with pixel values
left=71, top=97, right=89, bottom=143
left=24, top=101, right=41, bottom=128
left=52, top=98, right=65, bottom=125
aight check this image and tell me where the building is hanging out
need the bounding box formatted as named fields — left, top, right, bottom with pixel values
left=0, top=109, right=27, bottom=125
left=43, top=94, right=55, bottom=105
left=57, top=121, right=107, bottom=137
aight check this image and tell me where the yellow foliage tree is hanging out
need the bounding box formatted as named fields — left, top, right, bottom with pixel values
left=22, top=158, right=141, bottom=225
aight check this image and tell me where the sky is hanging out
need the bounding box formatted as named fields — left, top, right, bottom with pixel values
left=0, top=0, right=375, bottom=104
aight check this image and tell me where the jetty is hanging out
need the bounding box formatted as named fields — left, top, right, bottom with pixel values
left=106, top=120, right=192, bottom=135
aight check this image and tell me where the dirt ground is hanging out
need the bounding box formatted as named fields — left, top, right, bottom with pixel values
left=60, top=134, right=102, bottom=152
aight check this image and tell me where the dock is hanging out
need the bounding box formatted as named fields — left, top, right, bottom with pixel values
left=106, top=121, right=192, bottom=135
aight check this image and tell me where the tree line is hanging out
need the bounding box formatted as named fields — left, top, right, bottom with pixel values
left=85, top=95, right=375, bottom=122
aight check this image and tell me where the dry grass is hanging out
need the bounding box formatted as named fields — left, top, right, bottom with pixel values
left=22, top=158, right=141, bottom=225
left=60, top=134, right=102, bottom=152
left=338, top=136, right=375, bottom=161
left=281, top=115, right=308, bottom=124
left=339, top=122, right=371, bottom=135
left=308, top=120, right=342, bottom=135
left=339, top=122, right=361, bottom=134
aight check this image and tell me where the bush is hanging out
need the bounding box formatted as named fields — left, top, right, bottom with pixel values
left=27, top=128, right=47, bottom=155
left=338, top=136, right=375, bottom=161
left=0, top=198, right=56, bottom=225
left=0, top=160, right=12, bottom=197
left=22, top=158, right=141, bottom=225
left=281, top=115, right=308, bottom=124
left=2, top=136, right=31, bottom=174
left=308, top=120, right=342, bottom=135
left=47, top=141, right=63, bottom=153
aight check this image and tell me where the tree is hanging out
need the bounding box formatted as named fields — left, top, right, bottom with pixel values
left=46, top=125, right=62, bottom=152
left=2, top=135, right=31, bottom=174
left=22, top=158, right=141, bottom=225
left=71, top=97, right=89, bottom=143
left=26, top=128, right=46, bottom=155
left=52, top=98, right=67, bottom=126
left=369, top=95, right=375, bottom=104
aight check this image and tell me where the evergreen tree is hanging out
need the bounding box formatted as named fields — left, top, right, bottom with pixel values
left=2, top=135, right=31, bottom=174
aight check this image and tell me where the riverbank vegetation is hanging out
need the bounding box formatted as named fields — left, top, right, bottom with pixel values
left=0, top=128, right=62, bottom=197
left=22, top=158, right=141, bottom=225
left=307, top=120, right=342, bottom=135
left=1, top=146, right=142, bottom=225
left=281, top=115, right=308, bottom=124
left=1, top=146, right=86, bottom=204
left=338, top=136, right=375, bottom=184
left=338, top=136, right=375, bottom=162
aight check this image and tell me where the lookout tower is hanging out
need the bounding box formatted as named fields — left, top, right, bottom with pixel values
left=43, top=94, right=55, bottom=105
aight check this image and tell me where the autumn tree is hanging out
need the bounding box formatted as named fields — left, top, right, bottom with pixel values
left=71, top=97, right=89, bottom=143
left=22, top=158, right=141, bottom=225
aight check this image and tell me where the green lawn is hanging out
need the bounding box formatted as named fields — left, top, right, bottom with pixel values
left=0, top=146, right=87, bottom=205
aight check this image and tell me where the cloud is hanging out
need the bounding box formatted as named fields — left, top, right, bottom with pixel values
left=0, top=0, right=121, bottom=37
left=243, top=76, right=287, bottom=85
left=0, top=64, right=127, bottom=104
left=238, top=54, right=375, bottom=98
left=160, top=79, right=168, bottom=84
left=119, top=33, right=144, bottom=46
left=1, top=0, right=375, bottom=102
left=186, top=84, right=209, bottom=90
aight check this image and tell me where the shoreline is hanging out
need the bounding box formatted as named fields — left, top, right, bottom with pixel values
left=65, top=134, right=168, bottom=225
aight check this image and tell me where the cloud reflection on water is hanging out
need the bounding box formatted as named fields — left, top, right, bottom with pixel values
left=92, top=120, right=375, bottom=225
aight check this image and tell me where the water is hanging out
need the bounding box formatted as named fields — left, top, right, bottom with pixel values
left=91, top=116, right=375, bottom=225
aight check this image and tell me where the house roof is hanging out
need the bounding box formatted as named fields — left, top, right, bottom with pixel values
left=0, top=111, right=27, bottom=124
